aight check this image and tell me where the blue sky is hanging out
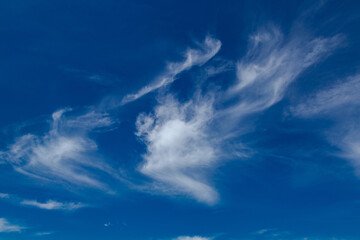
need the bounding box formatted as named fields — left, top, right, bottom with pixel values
left=0, top=0, right=360, bottom=239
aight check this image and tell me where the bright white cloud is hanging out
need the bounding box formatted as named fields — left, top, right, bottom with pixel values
left=136, top=94, right=219, bottom=205
left=121, top=35, right=221, bottom=105
left=0, top=218, right=24, bottom=233
left=20, top=199, right=85, bottom=210
left=0, top=109, right=115, bottom=190
left=173, top=236, right=212, bottom=240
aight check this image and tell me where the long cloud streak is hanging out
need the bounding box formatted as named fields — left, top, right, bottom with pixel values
left=121, top=36, right=221, bottom=105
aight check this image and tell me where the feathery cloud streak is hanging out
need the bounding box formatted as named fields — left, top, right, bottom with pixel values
left=20, top=199, right=85, bottom=210
left=0, top=193, right=85, bottom=211
left=121, top=36, right=221, bottom=105
left=292, top=74, right=360, bottom=118
left=291, top=74, right=360, bottom=173
left=0, top=109, right=115, bottom=190
left=226, top=25, right=343, bottom=117
left=0, top=218, right=24, bottom=233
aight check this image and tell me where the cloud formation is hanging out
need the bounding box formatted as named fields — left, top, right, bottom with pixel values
left=121, top=36, right=221, bottom=105
left=292, top=74, right=360, bottom=118
left=136, top=95, right=219, bottom=205
left=226, top=25, right=343, bottom=118
left=135, top=25, right=342, bottom=204
left=173, top=236, right=212, bottom=240
left=0, top=193, right=10, bottom=199
left=0, top=218, right=24, bottom=233
left=35, top=231, right=54, bottom=236
left=20, top=199, right=85, bottom=210
left=0, top=108, right=115, bottom=190
left=291, top=74, right=360, bottom=173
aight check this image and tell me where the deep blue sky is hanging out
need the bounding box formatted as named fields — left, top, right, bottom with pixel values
left=1, top=0, right=360, bottom=239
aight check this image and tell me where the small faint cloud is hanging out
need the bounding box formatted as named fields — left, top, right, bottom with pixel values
left=173, top=236, right=212, bottom=240
left=61, top=67, right=121, bottom=86
left=254, top=229, right=270, bottom=235
left=20, top=199, right=86, bottom=211
left=35, top=231, right=54, bottom=236
left=0, top=218, right=25, bottom=233
left=0, top=193, right=10, bottom=199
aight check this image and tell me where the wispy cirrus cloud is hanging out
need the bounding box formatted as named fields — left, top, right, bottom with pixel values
left=135, top=25, right=343, bottom=205
left=121, top=35, right=221, bottom=105
left=291, top=74, right=360, bottom=118
left=226, top=24, right=343, bottom=118
left=20, top=199, right=85, bottom=210
left=0, top=218, right=24, bottom=233
left=0, top=108, right=116, bottom=190
left=291, top=74, right=360, bottom=174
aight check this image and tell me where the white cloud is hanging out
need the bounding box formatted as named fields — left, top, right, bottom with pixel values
left=20, top=199, right=85, bottom=210
left=291, top=74, right=360, bottom=173
left=61, top=67, right=120, bottom=86
left=136, top=94, right=219, bottom=205
left=135, top=26, right=342, bottom=205
left=0, top=108, right=115, bottom=190
left=255, top=229, right=270, bottom=235
left=291, top=74, right=360, bottom=118
left=35, top=231, right=54, bottom=236
left=0, top=218, right=24, bottom=233
left=64, top=110, right=115, bottom=130
left=0, top=193, right=10, bottom=199
left=227, top=24, right=343, bottom=118
left=0, top=192, right=85, bottom=211
left=173, top=236, right=212, bottom=240
left=121, top=35, right=221, bottom=105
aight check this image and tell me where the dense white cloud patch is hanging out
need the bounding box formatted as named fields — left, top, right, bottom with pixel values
left=291, top=74, right=360, bottom=173
left=0, top=218, right=24, bottom=233
left=136, top=95, right=219, bottom=205
left=20, top=199, right=85, bottom=210
left=121, top=36, right=221, bottom=105
left=0, top=109, right=115, bottom=190
left=173, top=236, right=212, bottom=240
